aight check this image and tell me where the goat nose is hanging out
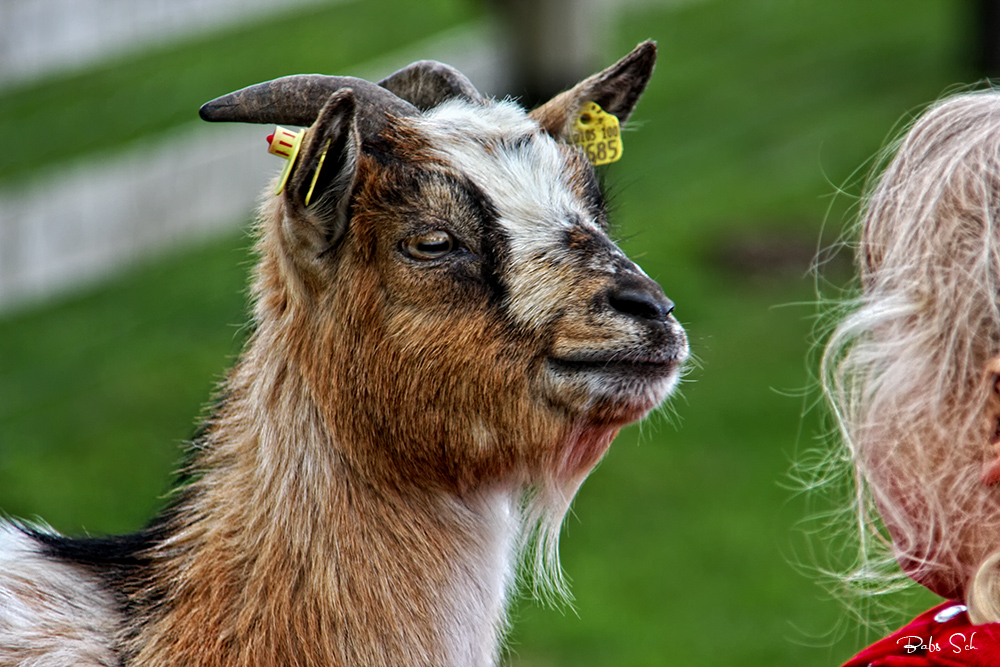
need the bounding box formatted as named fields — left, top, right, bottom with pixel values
left=607, top=282, right=675, bottom=323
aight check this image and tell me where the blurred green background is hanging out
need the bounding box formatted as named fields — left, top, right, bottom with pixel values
left=0, top=0, right=968, bottom=664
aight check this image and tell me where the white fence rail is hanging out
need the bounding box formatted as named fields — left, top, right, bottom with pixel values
left=0, top=123, right=271, bottom=309
left=0, top=0, right=336, bottom=89
left=0, top=21, right=505, bottom=312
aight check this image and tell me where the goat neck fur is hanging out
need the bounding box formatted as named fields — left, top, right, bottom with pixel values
left=0, top=42, right=688, bottom=667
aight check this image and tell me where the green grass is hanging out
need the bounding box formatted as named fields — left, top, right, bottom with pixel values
left=498, top=2, right=959, bottom=665
left=0, top=239, right=252, bottom=532
left=0, top=0, right=973, bottom=664
left=0, top=0, right=480, bottom=185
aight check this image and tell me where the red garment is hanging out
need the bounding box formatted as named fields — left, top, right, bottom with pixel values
left=843, top=603, right=1000, bottom=666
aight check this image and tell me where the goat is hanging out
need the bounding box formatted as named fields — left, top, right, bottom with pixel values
left=0, top=42, right=688, bottom=667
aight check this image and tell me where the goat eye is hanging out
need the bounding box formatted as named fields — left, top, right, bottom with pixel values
left=402, top=230, right=455, bottom=260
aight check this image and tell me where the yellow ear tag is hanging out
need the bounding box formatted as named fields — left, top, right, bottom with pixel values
left=571, top=102, right=622, bottom=166
left=304, top=139, right=330, bottom=207
left=266, top=126, right=305, bottom=195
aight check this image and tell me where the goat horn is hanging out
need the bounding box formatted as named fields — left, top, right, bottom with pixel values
left=199, top=75, right=419, bottom=133
left=378, top=60, right=485, bottom=111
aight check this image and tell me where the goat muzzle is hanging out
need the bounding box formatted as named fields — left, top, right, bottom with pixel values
left=606, top=275, right=675, bottom=326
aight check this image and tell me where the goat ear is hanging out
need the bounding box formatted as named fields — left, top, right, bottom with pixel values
left=286, top=88, right=360, bottom=248
left=529, top=41, right=656, bottom=142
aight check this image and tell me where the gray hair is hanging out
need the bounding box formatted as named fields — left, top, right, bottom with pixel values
left=822, top=90, right=1000, bottom=622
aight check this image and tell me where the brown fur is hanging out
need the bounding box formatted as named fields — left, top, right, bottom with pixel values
left=2, top=43, right=685, bottom=667
left=121, top=130, right=619, bottom=666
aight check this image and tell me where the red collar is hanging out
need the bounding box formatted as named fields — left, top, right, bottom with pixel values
left=843, top=603, right=1000, bottom=667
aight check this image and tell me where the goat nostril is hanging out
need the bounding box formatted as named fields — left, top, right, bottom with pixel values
left=608, top=286, right=674, bottom=323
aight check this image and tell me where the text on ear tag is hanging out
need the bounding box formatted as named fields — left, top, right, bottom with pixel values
left=571, top=102, right=622, bottom=166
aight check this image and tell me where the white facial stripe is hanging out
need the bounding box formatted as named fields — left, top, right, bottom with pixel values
left=416, top=100, right=614, bottom=328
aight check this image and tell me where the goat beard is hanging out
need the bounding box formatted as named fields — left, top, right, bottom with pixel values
left=513, top=422, right=619, bottom=602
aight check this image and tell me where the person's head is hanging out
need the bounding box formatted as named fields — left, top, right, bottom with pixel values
left=825, top=91, right=1000, bottom=619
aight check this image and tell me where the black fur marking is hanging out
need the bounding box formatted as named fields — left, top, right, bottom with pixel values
left=27, top=526, right=157, bottom=658
left=583, top=174, right=608, bottom=228
left=373, top=165, right=511, bottom=308
left=562, top=223, right=618, bottom=260
left=362, top=135, right=409, bottom=167
left=455, top=175, right=510, bottom=307
left=496, top=133, right=535, bottom=154
left=30, top=529, right=155, bottom=570
left=26, top=498, right=181, bottom=590
left=593, top=170, right=619, bottom=234
left=26, top=491, right=193, bottom=661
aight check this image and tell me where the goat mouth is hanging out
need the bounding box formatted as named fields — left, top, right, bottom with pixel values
left=543, top=352, right=684, bottom=423
left=548, top=356, right=679, bottom=376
